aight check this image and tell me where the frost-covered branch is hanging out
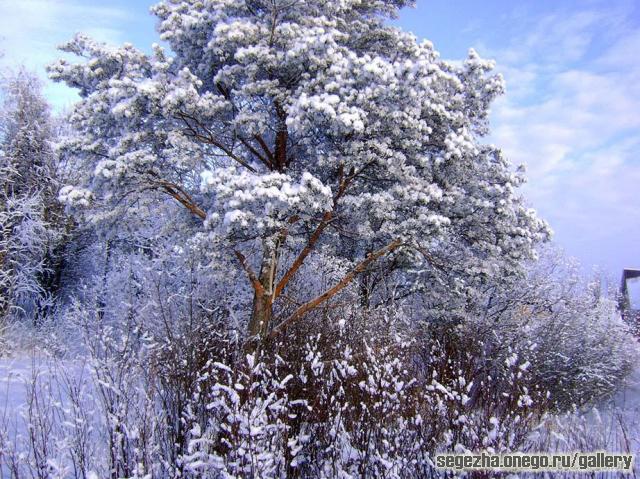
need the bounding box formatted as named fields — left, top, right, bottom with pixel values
left=270, top=239, right=402, bottom=337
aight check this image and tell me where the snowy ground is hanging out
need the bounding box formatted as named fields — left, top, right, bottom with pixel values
left=0, top=355, right=68, bottom=418
left=614, top=364, right=640, bottom=411
left=0, top=356, right=37, bottom=429
left=610, top=365, right=640, bottom=453
left=0, top=354, right=96, bottom=478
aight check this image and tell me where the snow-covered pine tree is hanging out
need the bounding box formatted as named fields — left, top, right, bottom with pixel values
left=49, top=0, right=549, bottom=344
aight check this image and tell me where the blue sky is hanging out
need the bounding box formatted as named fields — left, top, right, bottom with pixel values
left=1, top=0, right=638, bottom=278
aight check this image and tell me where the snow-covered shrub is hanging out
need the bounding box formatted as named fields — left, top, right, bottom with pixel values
left=411, top=245, right=635, bottom=415
left=181, top=321, right=422, bottom=477
left=0, top=195, right=52, bottom=321
left=521, top=270, right=635, bottom=409
left=174, top=303, right=551, bottom=478
left=0, top=353, right=100, bottom=479
left=466, top=248, right=636, bottom=411
left=414, top=320, right=550, bottom=455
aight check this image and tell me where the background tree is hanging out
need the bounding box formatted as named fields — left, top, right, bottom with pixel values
left=0, top=70, right=68, bottom=324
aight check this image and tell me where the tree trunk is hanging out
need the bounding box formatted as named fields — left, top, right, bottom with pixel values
left=247, top=237, right=281, bottom=339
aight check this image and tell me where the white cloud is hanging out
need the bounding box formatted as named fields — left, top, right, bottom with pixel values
left=483, top=3, right=640, bottom=274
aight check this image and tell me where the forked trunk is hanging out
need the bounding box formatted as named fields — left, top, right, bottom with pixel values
left=247, top=237, right=281, bottom=339
left=249, top=289, right=273, bottom=338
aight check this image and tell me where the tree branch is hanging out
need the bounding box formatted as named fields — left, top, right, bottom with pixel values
left=161, top=183, right=207, bottom=220
left=175, top=111, right=257, bottom=173
left=274, top=210, right=333, bottom=298
left=273, top=164, right=365, bottom=298
left=269, top=239, right=402, bottom=337
left=238, top=135, right=273, bottom=169
left=145, top=170, right=207, bottom=220
left=254, top=134, right=275, bottom=164
left=235, top=250, right=265, bottom=295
